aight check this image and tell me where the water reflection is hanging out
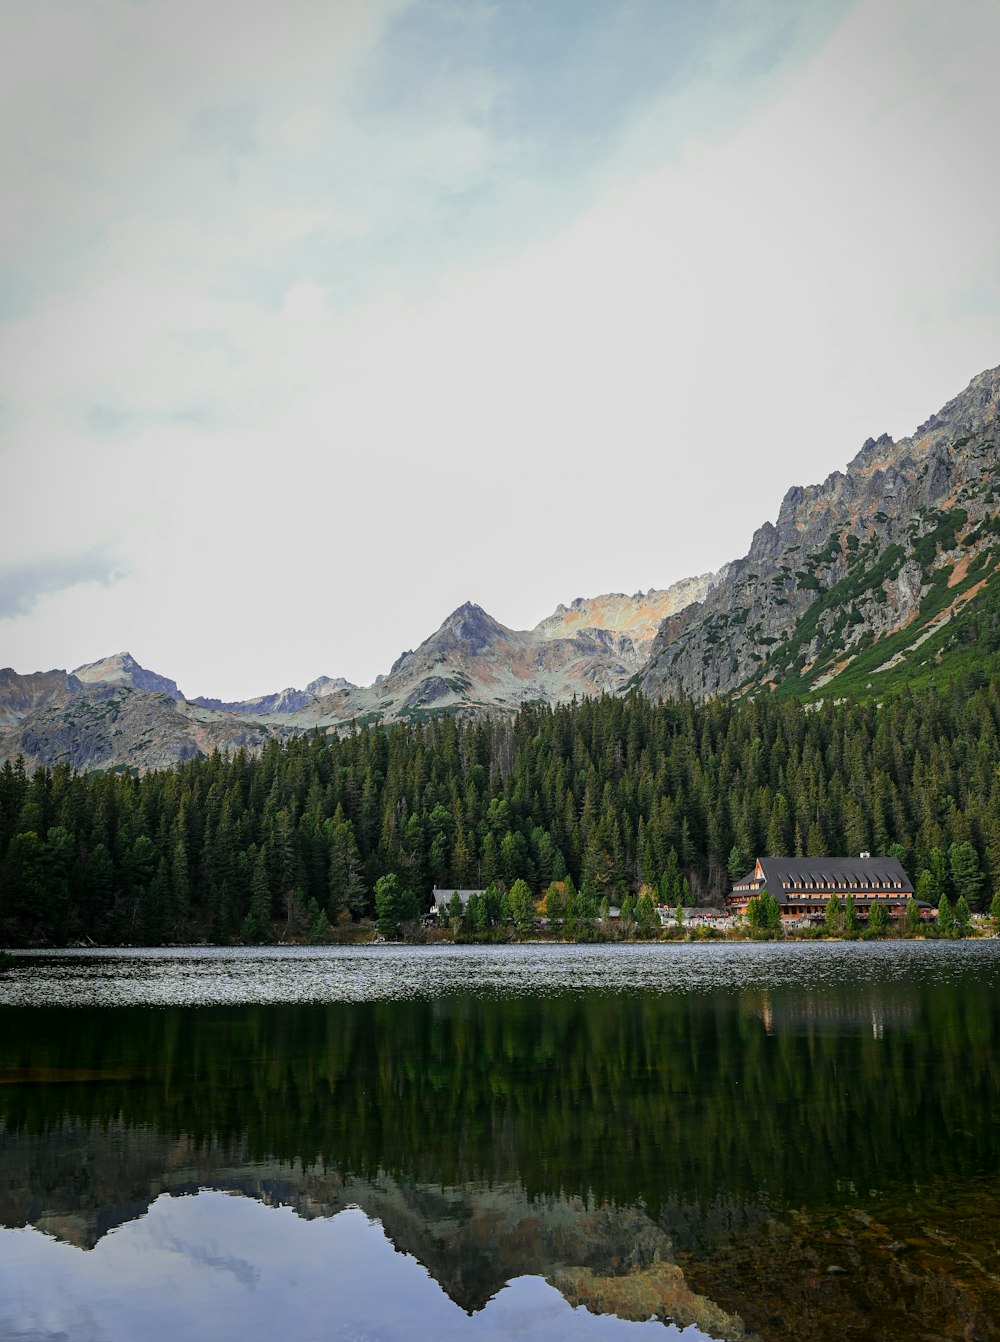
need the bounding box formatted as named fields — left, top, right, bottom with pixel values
left=0, top=1196, right=699, bottom=1342
left=0, top=944, right=998, bottom=1341
left=754, top=990, right=917, bottom=1036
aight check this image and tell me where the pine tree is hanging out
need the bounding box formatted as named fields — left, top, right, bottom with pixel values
left=937, top=893, right=954, bottom=937
left=619, top=895, right=635, bottom=931
left=509, top=878, right=534, bottom=932
left=307, top=897, right=331, bottom=944
left=764, top=891, right=782, bottom=932
left=949, top=842, right=985, bottom=911
left=954, top=894, right=971, bottom=937
left=544, top=882, right=565, bottom=927
left=375, top=874, right=417, bottom=939
left=825, top=895, right=843, bottom=936
left=727, top=846, right=748, bottom=882
left=635, top=892, right=657, bottom=937
left=844, top=893, right=858, bottom=935
left=867, top=902, right=889, bottom=936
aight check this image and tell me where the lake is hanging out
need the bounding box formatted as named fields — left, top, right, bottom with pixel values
left=0, top=942, right=998, bottom=1341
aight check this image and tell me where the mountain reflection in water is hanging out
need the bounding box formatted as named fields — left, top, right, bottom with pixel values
left=0, top=943, right=998, bottom=1342
left=2, top=1195, right=694, bottom=1342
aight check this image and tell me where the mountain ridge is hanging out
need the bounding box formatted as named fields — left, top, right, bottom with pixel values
left=3, top=361, right=999, bottom=772
left=641, top=363, right=1000, bottom=702
left=0, top=574, right=718, bottom=771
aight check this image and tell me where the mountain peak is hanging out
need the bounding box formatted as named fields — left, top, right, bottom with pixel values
left=306, top=675, right=356, bottom=696
left=73, top=653, right=183, bottom=700
left=441, top=602, right=512, bottom=651
left=425, top=603, right=513, bottom=655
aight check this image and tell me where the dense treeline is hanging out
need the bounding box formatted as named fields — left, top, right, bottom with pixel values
left=3, top=676, right=1000, bottom=945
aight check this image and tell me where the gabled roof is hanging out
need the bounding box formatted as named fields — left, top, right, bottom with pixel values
left=724, top=853, right=912, bottom=896
left=431, top=888, right=485, bottom=909
left=737, top=856, right=913, bottom=897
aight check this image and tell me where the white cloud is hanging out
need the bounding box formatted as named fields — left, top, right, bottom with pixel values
left=2, top=0, right=998, bottom=697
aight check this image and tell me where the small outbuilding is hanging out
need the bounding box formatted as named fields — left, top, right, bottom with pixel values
left=430, top=888, right=485, bottom=918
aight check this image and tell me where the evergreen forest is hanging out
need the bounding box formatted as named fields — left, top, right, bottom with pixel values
left=2, top=676, right=1000, bottom=946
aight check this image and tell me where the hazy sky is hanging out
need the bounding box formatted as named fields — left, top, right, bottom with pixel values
left=3, top=0, right=999, bottom=699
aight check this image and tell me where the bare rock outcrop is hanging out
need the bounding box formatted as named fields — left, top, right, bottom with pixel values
left=640, top=364, right=1000, bottom=701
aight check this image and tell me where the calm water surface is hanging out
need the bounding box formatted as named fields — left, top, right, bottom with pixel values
left=1, top=942, right=998, bottom=1342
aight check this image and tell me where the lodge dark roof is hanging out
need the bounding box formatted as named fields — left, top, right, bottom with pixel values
left=731, top=855, right=913, bottom=900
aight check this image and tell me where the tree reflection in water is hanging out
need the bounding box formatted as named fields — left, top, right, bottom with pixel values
left=1, top=948, right=998, bottom=1340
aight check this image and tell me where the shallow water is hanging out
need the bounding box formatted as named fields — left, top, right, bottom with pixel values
left=1, top=942, right=998, bottom=1341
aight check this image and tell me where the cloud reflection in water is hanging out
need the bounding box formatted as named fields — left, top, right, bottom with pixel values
left=0, top=1193, right=705, bottom=1342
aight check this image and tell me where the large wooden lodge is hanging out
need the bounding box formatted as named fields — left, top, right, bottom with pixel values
left=727, top=854, right=920, bottom=922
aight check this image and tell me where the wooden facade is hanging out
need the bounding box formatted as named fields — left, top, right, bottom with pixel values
left=727, top=855, right=920, bottom=921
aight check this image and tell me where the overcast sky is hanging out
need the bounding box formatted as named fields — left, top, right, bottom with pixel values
left=3, top=0, right=999, bottom=700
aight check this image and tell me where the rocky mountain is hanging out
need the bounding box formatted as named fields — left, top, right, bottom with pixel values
left=72, top=651, right=184, bottom=700
left=0, top=681, right=288, bottom=775
left=4, top=361, right=998, bottom=773
left=0, top=577, right=718, bottom=771
left=535, top=577, right=724, bottom=644
left=191, top=676, right=356, bottom=716
left=641, top=363, right=1000, bottom=702
left=283, top=579, right=718, bottom=728
left=0, top=668, right=82, bottom=727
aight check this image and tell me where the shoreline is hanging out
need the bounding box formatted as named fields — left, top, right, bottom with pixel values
left=6, top=931, right=995, bottom=954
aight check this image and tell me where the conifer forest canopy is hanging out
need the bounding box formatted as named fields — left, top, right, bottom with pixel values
left=2, top=678, right=999, bottom=946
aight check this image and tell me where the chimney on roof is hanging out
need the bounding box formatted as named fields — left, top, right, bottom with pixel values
left=860, top=851, right=871, bottom=859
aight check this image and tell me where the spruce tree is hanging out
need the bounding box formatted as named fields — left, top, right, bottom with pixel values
left=954, top=895, right=971, bottom=937
left=509, top=879, right=534, bottom=932
left=844, top=894, right=858, bottom=935
left=867, top=902, right=888, bottom=936
left=937, top=893, right=954, bottom=937
left=825, top=895, right=843, bottom=936
left=635, top=892, right=657, bottom=937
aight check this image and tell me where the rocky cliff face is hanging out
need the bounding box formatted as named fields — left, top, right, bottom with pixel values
left=72, top=651, right=184, bottom=700
left=294, top=578, right=719, bottom=728
left=0, top=668, right=82, bottom=727
left=640, top=364, right=1000, bottom=701
left=0, top=682, right=289, bottom=774
left=535, top=578, right=724, bottom=645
